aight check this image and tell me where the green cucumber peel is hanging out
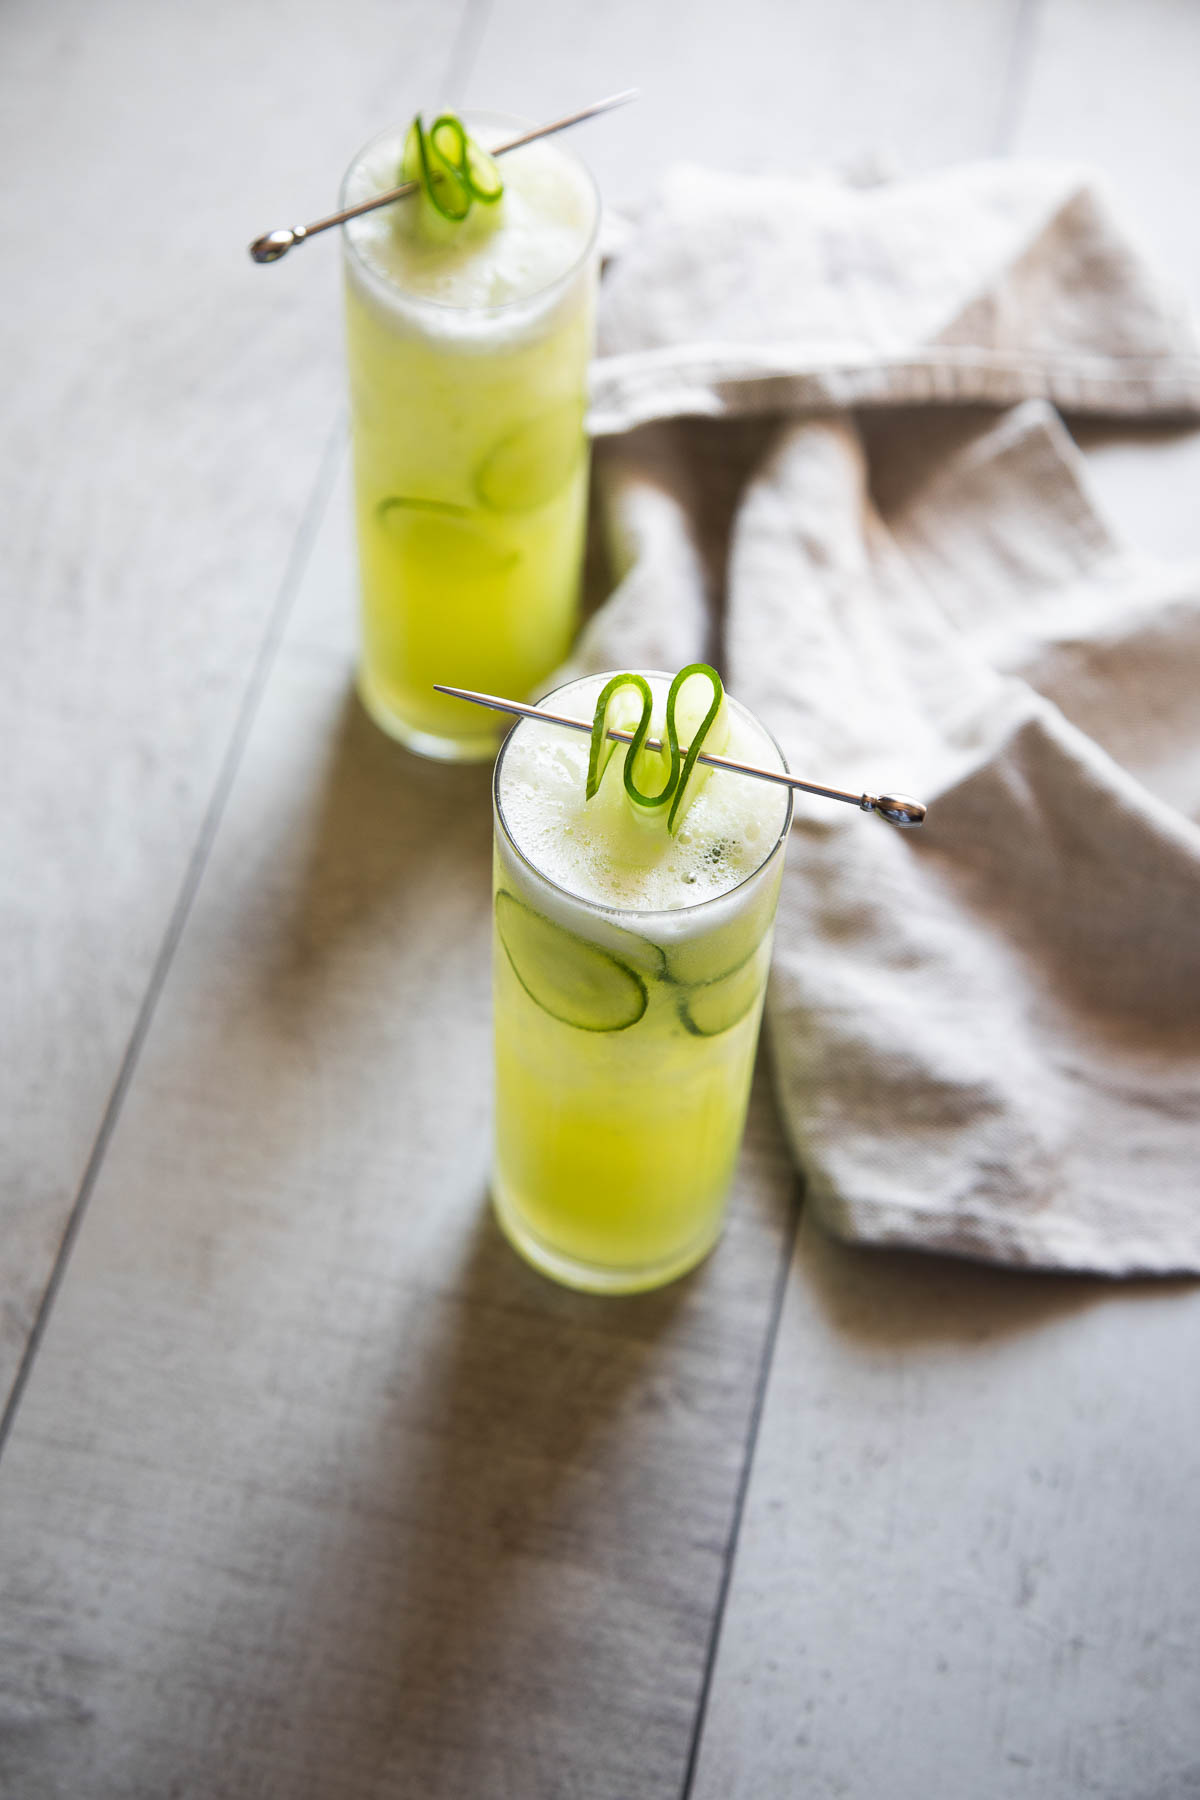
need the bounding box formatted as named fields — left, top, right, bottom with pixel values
left=377, top=495, right=470, bottom=521
left=586, top=672, right=654, bottom=802
left=403, top=113, right=503, bottom=222
left=375, top=495, right=520, bottom=574
left=461, top=132, right=504, bottom=203
left=666, top=663, right=724, bottom=833
left=622, top=676, right=677, bottom=814
left=496, top=890, right=647, bottom=1032
left=584, top=663, right=726, bottom=834
left=677, top=953, right=764, bottom=1037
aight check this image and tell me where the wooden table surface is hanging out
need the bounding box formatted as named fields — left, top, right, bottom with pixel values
left=4, top=2, right=1200, bottom=1795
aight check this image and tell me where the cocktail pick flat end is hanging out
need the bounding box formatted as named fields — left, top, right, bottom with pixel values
left=872, top=795, right=927, bottom=828
left=249, top=226, right=307, bottom=263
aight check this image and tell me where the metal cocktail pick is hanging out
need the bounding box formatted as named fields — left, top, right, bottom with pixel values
left=249, top=89, right=638, bottom=263
left=433, top=685, right=928, bottom=827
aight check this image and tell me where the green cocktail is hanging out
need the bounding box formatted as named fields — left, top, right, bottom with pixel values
left=341, top=114, right=599, bottom=760
left=492, top=670, right=793, bottom=1293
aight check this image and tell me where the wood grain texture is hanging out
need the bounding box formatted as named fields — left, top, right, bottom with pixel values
left=0, top=0, right=465, bottom=1403
left=691, top=1227, right=1200, bottom=1800
left=687, top=6, right=1200, bottom=1791
left=6, top=1, right=1199, bottom=1797
left=1014, top=0, right=1200, bottom=560
left=0, top=471, right=798, bottom=1798
left=466, top=0, right=1029, bottom=200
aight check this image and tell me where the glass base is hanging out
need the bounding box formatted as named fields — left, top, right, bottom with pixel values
left=491, top=1180, right=724, bottom=1296
left=357, top=668, right=501, bottom=764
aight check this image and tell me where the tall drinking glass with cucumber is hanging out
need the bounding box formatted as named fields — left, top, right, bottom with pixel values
left=492, top=666, right=793, bottom=1293
left=341, top=112, right=599, bottom=760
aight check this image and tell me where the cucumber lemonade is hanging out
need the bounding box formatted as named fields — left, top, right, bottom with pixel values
left=341, top=114, right=599, bottom=760
left=492, top=670, right=793, bottom=1293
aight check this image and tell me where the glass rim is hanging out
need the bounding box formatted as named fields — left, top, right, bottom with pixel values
left=339, top=109, right=602, bottom=319
left=492, top=671, right=795, bottom=925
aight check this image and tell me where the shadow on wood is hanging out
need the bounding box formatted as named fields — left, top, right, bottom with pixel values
left=794, top=1211, right=1196, bottom=1351
left=268, top=682, right=497, bottom=995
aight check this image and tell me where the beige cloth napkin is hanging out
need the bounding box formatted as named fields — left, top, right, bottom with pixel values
left=568, top=159, right=1200, bottom=1274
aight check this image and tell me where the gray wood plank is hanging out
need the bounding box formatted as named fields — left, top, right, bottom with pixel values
left=0, top=465, right=797, bottom=1799
left=7, top=3, right=1150, bottom=1797
left=692, top=1227, right=1200, bottom=1800
left=691, top=4, right=1200, bottom=1793
left=466, top=0, right=1028, bottom=199
left=0, top=0, right=466, bottom=1404
left=1013, top=0, right=1200, bottom=560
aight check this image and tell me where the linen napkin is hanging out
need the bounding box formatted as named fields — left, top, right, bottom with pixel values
left=567, top=159, right=1200, bottom=1274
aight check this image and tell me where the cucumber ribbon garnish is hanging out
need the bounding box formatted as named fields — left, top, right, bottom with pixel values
left=403, top=113, right=504, bottom=221
left=585, top=665, right=726, bottom=835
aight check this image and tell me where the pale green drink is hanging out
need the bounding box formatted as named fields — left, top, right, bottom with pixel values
left=492, top=672, right=793, bottom=1293
left=341, top=116, right=599, bottom=760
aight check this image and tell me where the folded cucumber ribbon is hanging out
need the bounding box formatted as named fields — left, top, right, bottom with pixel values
left=403, top=113, right=504, bottom=221
left=585, top=664, right=726, bottom=835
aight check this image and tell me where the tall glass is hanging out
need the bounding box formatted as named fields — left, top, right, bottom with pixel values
left=491, top=673, right=793, bottom=1294
left=340, top=115, right=600, bottom=761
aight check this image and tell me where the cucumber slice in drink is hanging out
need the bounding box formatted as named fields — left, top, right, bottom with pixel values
left=678, top=955, right=764, bottom=1038
left=476, top=400, right=586, bottom=512
left=496, top=892, right=647, bottom=1032
left=664, top=866, right=781, bottom=987
left=376, top=497, right=519, bottom=577
left=594, top=923, right=668, bottom=981
left=665, top=913, right=764, bottom=988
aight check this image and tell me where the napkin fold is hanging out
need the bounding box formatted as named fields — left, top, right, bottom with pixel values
left=572, top=159, right=1200, bottom=1274
left=591, top=160, right=1200, bottom=432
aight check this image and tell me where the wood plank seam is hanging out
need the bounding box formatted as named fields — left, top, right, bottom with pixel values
left=993, top=0, right=1046, bottom=154
left=0, top=421, right=345, bottom=1462
left=442, top=0, right=499, bottom=105
left=680, top=0, right=1047, bottom=1780
left=678, top=1184, right=804, bottom=1800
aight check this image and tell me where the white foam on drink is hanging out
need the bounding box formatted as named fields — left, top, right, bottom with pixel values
left=343, top=116, right=597, bottom=311
left=497, top=675, right=791, bottom=914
